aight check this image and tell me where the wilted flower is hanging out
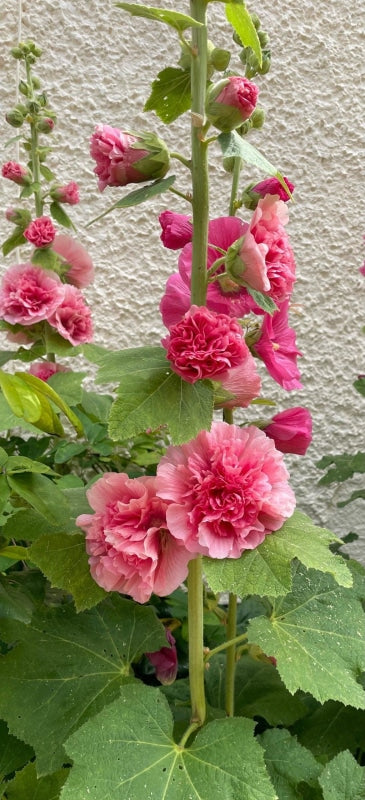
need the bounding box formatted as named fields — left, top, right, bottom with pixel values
left=254, top=300, right=303, bottom=390
left=145, top=629, right=178, bottom=685
left=159, top=210, right=193, bottom=250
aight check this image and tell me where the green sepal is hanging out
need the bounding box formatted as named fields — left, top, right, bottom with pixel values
left=144, top=67, right=191, bottom=124
left=115, top=3, right=204, bottom=32
left=245, top=285, right=278, bottom=314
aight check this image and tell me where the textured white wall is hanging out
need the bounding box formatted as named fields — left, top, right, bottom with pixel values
left=0, top=0, right=364, bottom=561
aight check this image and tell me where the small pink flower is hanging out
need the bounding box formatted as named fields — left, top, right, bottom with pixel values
left=51, top=181, right=80, bottom=205
left=215, top=357, right=261, bottom=410
left=163, top=305, right=248, bottom=383
left=159, top=211, right=193, bottom=250
left=29, top=361, right=68, bottom=382
left=76, top=473, right=191, bottom=604
left=52, top=234, right=94, bottom=288
left=24, top=216, right=56, bottom=248
left=2, top=161, right=29, bottom=185
left=264, top=407, right=312, bottom=455
left=251, top=177, right=294, bottom=202
left=90, top=125, right=169, bottom=192
left=156, top=421, right=296, bottom=559
left=360, top=264, right=365, bottom=276
left=254, top=301, right=303, bottom=391
left=206, top=76, right=259, bottom=131
left=0, top=263, right=64, bottom=326
left=146, top=629, right=178, bottom=685
left=47, top=284, right=93, bottom=345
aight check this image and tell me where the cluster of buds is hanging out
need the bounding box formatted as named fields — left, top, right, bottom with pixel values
left=6, top=41, right=56, bottom=134
left=233, top=13, right=271, bottom=78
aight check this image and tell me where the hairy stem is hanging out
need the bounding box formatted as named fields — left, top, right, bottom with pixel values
left=187, top=556, right=206, bottom=725
left=26, top=59, right=43, bottom=217
left=225, top=593, right=237, bottom=716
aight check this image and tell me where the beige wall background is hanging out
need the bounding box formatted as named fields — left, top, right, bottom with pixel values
left=1, top=0, right=364, bottom=561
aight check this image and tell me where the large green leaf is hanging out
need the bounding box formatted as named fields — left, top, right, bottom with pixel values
left=47, top=371, right=86, bottom=406
left=259, top=728, right=322, bottom=800
left=7, top=472, right=70, bottom=526
left=319, top=750, right=365, bottom=800
left=0, top=570, right=45, bottom=623
left=0, top=393, right=41, bottom=434
left=30, top=532, right=106, bottom=611
left=293, top=700, right=365, bottom=762
left=247, top=564, right=365, bottom=708
left=62, top=683, right=276, bottom=799
left=317, top=452, right=365, bottom=485
left=16, top=372, right=83, bottom=435
left=218, top=131, right=290, bottom=194
left=4, top=762, right=69, bottom=800
left=203, top=511, right=352, bottom=598
left=225, top=2, right=262, bottom=66
left=115, top=3, right=203, bottom=32
left=87, top=175, right=176, bottom=226
left=205, top=653, right=307, bottom=726
left=0, top=720, right=34, bottom=782
left=144, top=67, right=191, bottom=123
left=93, top=345, right=167, bottom=384
left=0, top=597, right=166, bottom=774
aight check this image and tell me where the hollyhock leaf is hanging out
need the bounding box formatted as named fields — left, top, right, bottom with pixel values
left=62, top=682, right=276, bottom=800
left=0, top=573, right=38, bottom=623
left=144, top=67, right=191, bottom=124
left=87, top=175, right=176, bottom=225
left=49, top=201, right=75, bottom=230
left=31, top=247, right=60, bottom=271
left=292, top=700, right=365, bottom=762
left=0, top=597, right=166, bottom=775
left=317, top=452, right=365, bottom=485
left=4, top=762, right=69, bottom=800
left=6, top=473, right=70, bottom=526
left=337, top=489, right=365, bottom=507
left=91, top=344, right=167, bottom=384
left=247, top=564, right=365, bottom=708
left=258, top=729, right=322, bottom=799
left=29, top=532, right=106, bottom=611
left=47, top=371, right=86, bottom=406
left=354, top=376, right=365, bottom=396
left=115, top=4, right=204, bottom=32
left=225, top=2, right=262, bottom=67
left=245, top=285, right=278, bottom=314
left=2, top=227, right=27, bottom=257
left=205, top=654, right=307, bottom=726
left=318, top=750, right=365, bottom=800
left=39, top=163, right=56, bottom=181
left=2, top=488, right=90, bottom=541
left=218, top=131, right=288, bottom=194
left=203, top=510, right=352, bottom=597
left=0, top=721, right=34, bottom=783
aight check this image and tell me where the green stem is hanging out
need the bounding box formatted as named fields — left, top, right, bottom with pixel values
left=178, top=721, right=200, bottom=749
left=168, top=186, right=192, bottom=203
left=204, top=631, right=248, bottom=662
left=225, top=593, right=237, bottom=716
left=187, top=556, right=206, bottom=725
left=228, top=157, right=242, bottom=217
left=26, top=59, right=43, bottom=217
left=170, top=151, right=192, bottom=170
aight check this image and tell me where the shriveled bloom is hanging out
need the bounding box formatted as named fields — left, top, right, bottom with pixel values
left=264, top=407, right=312, bottom=455
left=29, top=361, right=68, bottom=382
left=0, top=263, right=64, bottom=326
left=90, top=125, right=169, bottom=191
left=159, top=210, right=193, bottom=250
left=24, top=216, right=56, bottom=248
left=206, top=76, right=259, bottom=132
left=146, top=629, right=178, bottom=685
left=52, top=234, right=94, bottom=288
left=156, top=421, right=296, bottom=559
left=50, top=181, right=80, bottom=205
left=2, top=161, right=29, bottom=185
left=47, top=284, right=93, bottom=345
left=251, top=176, right=294, bottom=203
left=76, top=473, right=191, bottom=604
left=254, top=301, right=303, bottom=390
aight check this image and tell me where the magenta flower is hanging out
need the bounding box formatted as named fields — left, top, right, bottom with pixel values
left=251, top=176, right=294, bottom=202
left=24, top=216, right=56, bottom=248
left=0, top=263, right=64, bottom=326
left=50, top=181, right=80, bottom=205
left=90, top=125, right=169, bottom=191
left=2, top=161, right=29, bottom=186
left=156, top=421, right=296, bottom=559
left=146, top=629, right=178, bottom=685
left=254, top=301, right=303, bottom=390
left=159, top=210, right=193, bottom=250
left=206, top=76, right=259, bottom=132
left=47, top=284, right=93, bottom=345
left=52, top=234, right=94, bottom=288
left=264, top=407, right=312, bottom=455
left=76, top=473, right=191, bottom=604
left=29, top=361, right=68, bottom=382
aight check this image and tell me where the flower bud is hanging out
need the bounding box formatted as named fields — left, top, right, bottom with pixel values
left=5, top=108, right=25, bottom=128
left=32, top=76, right=41, bottom=89
left=251, top=108, right=265, bottom=129
left=18, top=80, right=30, bottom=97
left=210, top=47, right=231, bottom=72
left=37, top=117, right=55, bottom=134
left=264, top=407, right=312, bottom=455
left=206, top=75, right=259, bottom=132
left=5, top=207, right=32, bottom=228
left=11, top=46, right=24, bottom=59
left=37, top=92, right=48, bottom=107
left=50, top=181, right=80, bottom=205
left=90, top=125, right=170, bottom=191
left=1, top=161, right=31, bottom=186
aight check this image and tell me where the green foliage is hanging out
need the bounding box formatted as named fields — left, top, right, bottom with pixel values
left=259, top=728, right=322, bottom=800
left=2, top=226, right=27, bottom=256
left=63, top=683, right=276, bottom=800
left=218, top=131, right=291, bottom=195
left=245, top=285, right=278, bottom=313
left=317, top=452, right=365, bottom=485
left=115, top=3, right=204, bottom=32
left=4, top=761, right=69, bottom=800
left=144, top=67, right=191, bottom=123
left=225, top=1, right=262, bottom=67
left=87, top=175, right=176, bottom=225
left=318, top=750, right=365, bottom=800
left=49, top=200, right=75, bottom=229
left=292, top=700, right=365, bottom=762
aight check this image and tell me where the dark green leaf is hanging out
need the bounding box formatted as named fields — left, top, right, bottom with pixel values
left=0, top=720, right=34, bottom=783
left=87, top=175, right=176, bottom=226
left=49, top=200, right=75, bottom=230
left=2, top=227, right=27, bottom=257
left=317, top=452, right=365, bottom=485
left=144, top=67, right=191, bottom=123
left=354, top=376, right=365, bottom=396
left=39, top=163, right=56, bottom=181
left=218, top=131, right=290, bottom=193
left=47, top=370, right=86, bottom=406
left=6, top=455, right=57, bottom=474
left=0, top=597, right=166, bottom=774
left=225, top=1, right=262, bottom=66
left=337, top=489, right=365, bottom=507
left=63, top=683, right=276, bottom=799
left=0, top=571, right=45, bottom=623
left=7, top=472, right=70, bottom=525
left=0, top=475, right=10, bottom=514
left=293, top=700, right=365, bottom=762
left=319, top=750, right=365, bottom=800
left=259, top=728, right=321, bottom=800
left=245, top=285, right=278, bottom=314
left=4, top=762, right=69, bottom=800
left=115, top=3, right=204, bottom=32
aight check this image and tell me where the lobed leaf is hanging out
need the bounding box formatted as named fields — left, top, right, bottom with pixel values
left=319, top=750, right=365, bottom=800
left=0, top=720, right=34, bottom=784
left=218, top=130, right=291, bottom=195
left=225, top=1, right=262, bottom=67
left=259, top=728, right=322, bottom=800
left=4, top=762, right=69, bottom=800
left=115, top=3, right=204, bottom=32
left=144, top=67, right=191, bottom=123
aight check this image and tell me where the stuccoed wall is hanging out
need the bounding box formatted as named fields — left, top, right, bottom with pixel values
left=0, top=0, right=364, bottom=561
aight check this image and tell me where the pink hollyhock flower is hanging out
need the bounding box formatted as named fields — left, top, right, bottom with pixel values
left=254, top=301, right=303, bottom=390
left=264, top=407, right=312, bottom=455
left=206, top=76, right=259, bottom=132
left=0, top=263, right=64, bottom=326
left=160, top=216, right=255, bottom=329
left=215, top=357, right=261, bottom=410
left=76, top=473, right=191, bottom=604
left=159, top=210, right=193, bottom=250
left=156, top=421, right=296, bottom=559
left=360, top=263, right=365, bottom=276
left=2, top=161, right=29, bottom=185
left=251, top=176, right=294, bottom=202
left=163, top=305, right=248, bottom=383
left=47, top=284, right=93, bottom=345
left=90, top=125, right=169, bottom=191
left=24, top=216, right=56, bottom=248
left=51, top=181, right=80, bottom=205
left=29, top=361, right=68, bottom=382
left=146, top=629, right=178, bottom=685
left=52, top=234, right=94, bottom=288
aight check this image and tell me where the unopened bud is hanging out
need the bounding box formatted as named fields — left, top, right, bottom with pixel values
left=37, top=146, right=52, bottom=162
left=11, top=46, right=23, bottom=59
left=258, top=30, right=269, bottom=47
left=206, top=76, right=259, bottom=132
left=37, top=117, right=54, bottom=134
left=32, top=76, right=41, bottom=89
left=5, top=108, right=25, bottom=128
left=5, top=207, right=32, bottom=227
left=37, top=92, right=47, bottom=107
left=30, top=43, right=42, bottom=57
left=251, top=108, right=265, bottom=129
left=19, top=80, right=29, bottom=97
left=260, top=52, right=271, bottom=75
left=28, top=100, right=40, bottom=113
left=250, top=13, right=260, bottom=30
left=211, top=47, right=231, bottom=72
